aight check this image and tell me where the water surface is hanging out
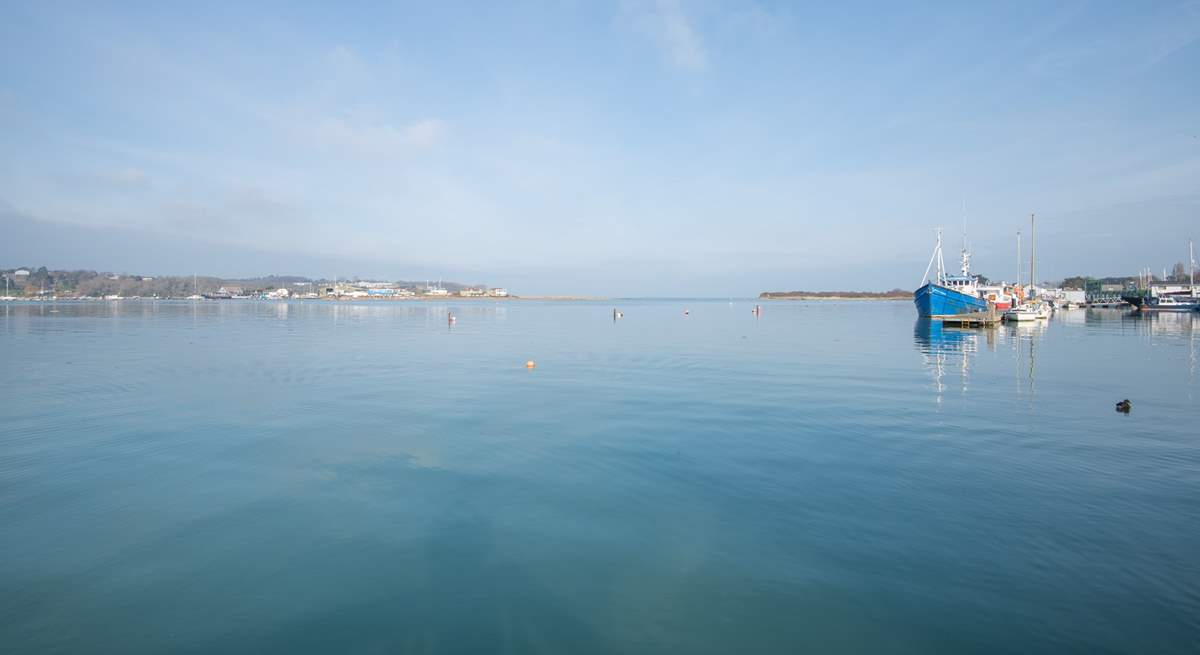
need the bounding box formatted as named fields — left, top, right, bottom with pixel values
left=2, top=299, right=1197, bottom=653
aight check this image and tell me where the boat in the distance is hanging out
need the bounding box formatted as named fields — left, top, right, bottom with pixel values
left=1139, top=295, right=1200, bottom=312
left=976, top=283, right=1015, bottom=310
left=1123, top=240, right=1199, bottom=311
left=914, top=229, right=989, bottom=317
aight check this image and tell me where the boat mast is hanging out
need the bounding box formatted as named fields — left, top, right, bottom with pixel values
left=960, top=210, right=969, bottom=277
left=938, top=229, right=946, bottom=284
left=1016, top=230, right=1021, bottom=289
left=960, top=220, right=971, bottom=277
left=921, top=228, right=946, bottom=287
left=1029, top=213, right=1036, bottom=297
left=1190, top=239, right=1195, bottom=286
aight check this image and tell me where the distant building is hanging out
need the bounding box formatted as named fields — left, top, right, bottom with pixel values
left=266, top=288, right=290, bottom=299
left=459, top=288, right=484, bottom=297
left=488, top=288, right=509, bottom=297
left=218, top=286, right=243, bottom=295
left=368, top=288, right=396, bottom=296
left=142, top=277, right=154, bottom=282
left=425, top=287, right=450, bottom=296
left=13, top=269, right=30, bottom=277
left=1058, top=289, right=1086, bottom=304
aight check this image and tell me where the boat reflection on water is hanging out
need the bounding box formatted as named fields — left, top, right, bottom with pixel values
left=1127, top=311, right=1198, bottom=387
left=915, top=318, right=1052, bottom=404
left=917, top=310, right=1197, bottom=404
left=1006, top=316, right=1047, bottom=401
left=914, top=319, right=995, bottom=404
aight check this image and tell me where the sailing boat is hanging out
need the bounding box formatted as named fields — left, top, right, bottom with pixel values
left=1004, top=214, right=1051, bottom=321
left=186, top=273, right=202, bottom=300
left=914, top=228, right=989, bottom=317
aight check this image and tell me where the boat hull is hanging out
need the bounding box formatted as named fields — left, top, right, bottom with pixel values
left=913, top=283, right=989, bottom=318
left=1127, top=295, right=1199, bottom=312
left=1141, top=304, right=1199, bottom=312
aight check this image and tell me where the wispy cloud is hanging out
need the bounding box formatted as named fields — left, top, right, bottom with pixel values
left=306, top=116, right=447, bottom=155
left=627, top=0, right=707, bottom=71
left=103, top=167, right=149, bottom=187
left=1028, top=1, right=1200, bottom=75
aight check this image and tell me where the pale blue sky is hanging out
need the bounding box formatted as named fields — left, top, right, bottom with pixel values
left=2, top=1, right=1197, bottom=294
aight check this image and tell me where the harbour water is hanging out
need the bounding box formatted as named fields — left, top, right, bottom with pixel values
left=2, top=299, right=1197, bottom=653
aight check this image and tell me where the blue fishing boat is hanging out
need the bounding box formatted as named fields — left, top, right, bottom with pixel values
left=914, top=229, right=989, bottom=318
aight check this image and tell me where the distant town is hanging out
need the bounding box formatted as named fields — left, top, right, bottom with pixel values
left=0, top=268, right=509, bottom=301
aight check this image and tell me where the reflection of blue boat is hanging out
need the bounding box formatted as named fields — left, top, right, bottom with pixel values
left=914, top=229, right=989, bottom=317
left=913, top=319, right=971, bottom=354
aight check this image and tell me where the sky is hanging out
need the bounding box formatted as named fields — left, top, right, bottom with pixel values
left=1, top=1, right=1198, bottom=296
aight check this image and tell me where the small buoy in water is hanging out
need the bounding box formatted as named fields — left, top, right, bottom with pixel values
left=448, top=313, right=456, bottom=324
left=525, top=360, right=536, bottom=369
left=683, top=309, right=689, bottom=316
left=1115, top=399, right=1131, bottom=414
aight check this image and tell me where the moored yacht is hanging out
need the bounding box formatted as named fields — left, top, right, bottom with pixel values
left=1003, top=304, right=1040, bottom=322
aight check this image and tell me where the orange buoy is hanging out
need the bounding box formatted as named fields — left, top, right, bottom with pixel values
left=525, top=360, right=536, bottom=369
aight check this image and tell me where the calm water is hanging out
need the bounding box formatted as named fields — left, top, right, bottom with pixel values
left=2, top=299, right=1198, bottom=654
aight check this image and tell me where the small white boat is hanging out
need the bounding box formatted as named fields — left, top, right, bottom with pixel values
left=1003, top=302, right=1048, bottom=322
left=1003, top=306, right=1039, bottom=322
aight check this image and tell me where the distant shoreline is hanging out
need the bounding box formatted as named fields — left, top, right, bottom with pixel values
left=759, top=290, right=910, bottom=300
left=0, top=295, right=619, bottom=303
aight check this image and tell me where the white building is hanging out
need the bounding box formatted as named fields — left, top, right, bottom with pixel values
left=488, top=288, right=509, bottom=297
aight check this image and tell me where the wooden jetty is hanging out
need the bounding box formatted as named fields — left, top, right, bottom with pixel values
left=931, top=309, right=1001, bottom=327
